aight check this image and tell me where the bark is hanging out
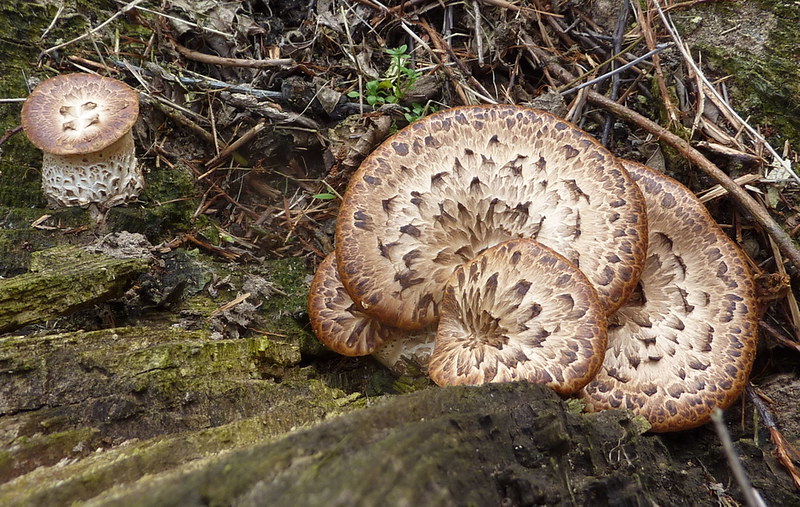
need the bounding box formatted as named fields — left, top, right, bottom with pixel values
left=0, top=245, right=150, bottom=332
left=4, top=382, right=713, bottom=506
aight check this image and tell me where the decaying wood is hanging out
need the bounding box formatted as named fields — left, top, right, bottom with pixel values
left=0, top=382, right=723, bottom=505
left=0, top=245, right=150, bottom=333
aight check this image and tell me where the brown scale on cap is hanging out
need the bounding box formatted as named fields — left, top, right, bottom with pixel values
left=308, top=252, right=393, bottom=356
left=428, top=238, right=607, bottom=393
left=335, top=104, right=648, bottom=330
left=21, top=73, right=142, bottom=208
left=580, top=161, right=759, bottom=432
left=308, top=252, right=435, bottom=373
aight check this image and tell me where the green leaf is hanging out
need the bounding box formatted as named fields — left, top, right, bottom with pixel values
left=312, top=192, right=336, bottom=200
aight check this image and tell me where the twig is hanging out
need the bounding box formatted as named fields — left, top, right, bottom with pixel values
left=652, top=0, right=798, bottom=184
left=523, top=42, right=800, bottom=270
left=759, top=320, right=800, bottom=352
left=40, top=3, right=64, bottom=40
left=210, top=292, right=252, bottom=317
left=204, top=120, right=267, bottom=170
left=0, top=125, right=23, bottom=146
left=118, top=1, right=232, bottom=38
left=710, top=408, right=768, bottom=507
left=696, top=174, right=761, bottom=203
left=147, top=97, right=215, bottom=143
left=173, top=42, right=294, bottom=68
left=110, top=59, right=284, bottom=101
left=560, top=43, right=672, bottom=96
left=44, top=0, right=145, bottom=54
left=637, top=1, right=681, bottom=127
left=184, top=162, right=259, bottom=220
left=602, top=0, right=631, bottom=147
left=746, top=384, right=800, bottom=491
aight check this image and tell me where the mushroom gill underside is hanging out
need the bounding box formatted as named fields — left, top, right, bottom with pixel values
left=309, top=105, right=759, bottom=432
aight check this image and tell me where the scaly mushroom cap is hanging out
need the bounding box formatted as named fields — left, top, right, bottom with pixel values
left=336, top=104, right=647, bottom=330
left=20, top=73, right=142, bottom=208
left=580, top=161, right=759, bottom=432
left=308, top=252, right=436, bottom=372
left=21, top=73, right=139, bottom=155
left=308, top=252, right=393, bottom=356
left=428, top=238, right=608, bottom=394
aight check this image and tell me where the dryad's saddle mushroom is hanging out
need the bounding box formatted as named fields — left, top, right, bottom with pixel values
left=429, top=238, right=607, bottom=394
left=309, top=103, right=759, bottom=431
left=308, top=251, right=435, bottom=374
left=21, top=73, right=142, bottom=208
left=580, top=161, right=759, bottom=432
left=335, top=105, right=648, bottom=330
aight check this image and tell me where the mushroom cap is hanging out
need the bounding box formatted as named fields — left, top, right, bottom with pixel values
left=336, top=104, right=647, bottom=330
left=308, top=252, right=392, bottom=356
left=308, top=252, right=436, bottom=372
left=428, top=238, right=608, bottom=394
left=21, top=73, right=139, bottom=156
left=580, top=161, right=759, bottom=432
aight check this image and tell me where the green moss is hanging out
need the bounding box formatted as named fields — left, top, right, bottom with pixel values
left=682, top=1, right=800, bottom=145
left=105, top=164, right=202, bottom=241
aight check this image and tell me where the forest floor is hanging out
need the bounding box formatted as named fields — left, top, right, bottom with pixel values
left=1, top=0, right=800, bottom=504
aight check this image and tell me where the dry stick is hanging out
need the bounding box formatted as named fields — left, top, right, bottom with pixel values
left=602, top=0, right=630, bottom=147
left=710, top=408, right=768, bottom=507
left=759, top=319, right=800, bottom=351
left=635, top=0, right=680, bottom=127
left=525, top=45, right=800, bottom=270
left=173, top=42, right=294, bottom=68
left=414, top=20, right=470, bottom=105
left=204, top=120, right=267, bottom=170
left=44, top=0, right=146, bottom=54
left=653, top=1, right=798, bottom=184
left=746, top=384, right=800, bottom=491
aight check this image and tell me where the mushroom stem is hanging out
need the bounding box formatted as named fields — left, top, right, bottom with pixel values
left=41, top=130, right=141, bottom=208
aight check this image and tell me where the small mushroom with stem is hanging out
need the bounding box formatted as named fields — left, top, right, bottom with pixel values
left=335, top=104, right=648, bottom=331
left=429, top=238, right=608, bottom=394
left=580, top=161, right=759, bottom=432
left=20, top=73, right=143, bottom=210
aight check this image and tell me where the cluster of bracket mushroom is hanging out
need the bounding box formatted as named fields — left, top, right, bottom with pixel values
left=309, top=104, right=759, bottom=432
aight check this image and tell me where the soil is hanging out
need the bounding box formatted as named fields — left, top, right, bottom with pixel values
left=1, top=0, right=799, bottom=505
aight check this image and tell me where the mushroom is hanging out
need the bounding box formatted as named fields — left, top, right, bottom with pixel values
left=309, top=251, right=436, bottom=374
left=335, top=104, right=648, bottom=331
left=308, top=252, right=435, bottom=374
left=428, top=238, right=608, bottom=394
left=580, top=161, right=759, bottom=432
left=20, top=73, right=142, bottom=208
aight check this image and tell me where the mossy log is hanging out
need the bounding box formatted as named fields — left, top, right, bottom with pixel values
left=0, top=325, right=360, bottom=496
left=0, top=245, right=150, bottom=332
left=2, top=381, right=713, bottom=506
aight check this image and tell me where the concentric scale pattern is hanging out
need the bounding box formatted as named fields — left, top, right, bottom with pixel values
left=336, top=105, right=648, bottom=330
left=580, top=161, right=759, bottom=432
left=429, top=238, right=607, bottom=394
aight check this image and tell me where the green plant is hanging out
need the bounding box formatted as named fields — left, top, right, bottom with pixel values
left=403, top=101, right=437, bottom=123
left=348, top=45, right=438, bottom=124
left=349, top=45, right=420, bottom=107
